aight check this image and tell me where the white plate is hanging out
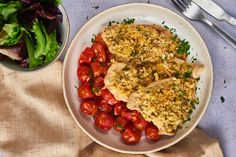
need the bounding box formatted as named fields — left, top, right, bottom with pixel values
left=63, top=3, right=213, bottom=154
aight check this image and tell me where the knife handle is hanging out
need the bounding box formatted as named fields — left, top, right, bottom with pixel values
left=202, top=18, right=236, bottom=48
left=222, top=13, right=236, bottom=26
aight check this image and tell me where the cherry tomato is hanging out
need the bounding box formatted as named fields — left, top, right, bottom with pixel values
left=77, top=65, right=93, bottom=83
left=92, top=77, right=104, bottom=96
left=95, top=34, right=107, bottom=48
left=122, top=125, right=141, bottom=145
left=114, top=102, right=126, bottom=116
left=92, top=43, right=106, bottom=62
left=95, top=112, right=114, bottom=130
left=78, top=83, right=95, bottom=99
left=91, top=62, right=109, bottom=77
left=121, top=109, right=140, bottom=123
left=134, top=118, right=149, bottom=131
left=78, top=47, right=95, bottom=65
left=113, top=117, right=129, bottom=133
left=145, top=123, right=160, bottom=141
left=101, top=88, right=120, bottom=105
left=80, top=100, right=98, bottom=116
left=99, top=99, right=113, bottom=112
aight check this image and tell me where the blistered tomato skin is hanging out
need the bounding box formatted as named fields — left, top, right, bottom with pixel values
left=99, top=99, right=113, bottom=112
left=95, top=112, right=114, bottom=130
left=77, top=65, right=92, bottom=83
left=122, top=125, right=141, bottom=145
left=134, top=118, right=149, bottom=131
left=121, top=109, right=140, bottom=123
left=91, top=62, right=109, bottom=77
left=101, top=88, right=120, bottom=105
left=78, top=83, right=95, bottom=99
left=95, top=34, right=107, bottom=47
left=113, top=117, right=129, bottom=133
left=114, top=102, right=126, bottom=116
left=92, top=77, right=104, bottom=96
left=79, top=47, right=94, bottom=65
left=80, top=100, right=98, bottom=116
left=92, top=43, right=106, bottom=62
left=145, top=123, right=160, bottom=141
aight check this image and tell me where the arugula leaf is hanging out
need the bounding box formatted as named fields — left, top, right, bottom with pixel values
left=0, top=23, right=23, bottom=46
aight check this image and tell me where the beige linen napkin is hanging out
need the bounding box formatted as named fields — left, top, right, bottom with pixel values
left=0, top=61, right=223, bottom=157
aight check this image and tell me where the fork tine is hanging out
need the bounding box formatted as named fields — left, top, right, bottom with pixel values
left=176, top=0, right=188, bottom=8
left=182, top=0, right=191, bottom=6
left=171, top=0, right=185, bottom=12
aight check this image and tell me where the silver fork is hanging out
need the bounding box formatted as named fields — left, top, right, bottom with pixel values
left=171, top=0, right=236, bottom=48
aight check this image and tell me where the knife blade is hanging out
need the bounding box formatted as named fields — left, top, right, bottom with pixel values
left=193, top=0, right=236, bottom=26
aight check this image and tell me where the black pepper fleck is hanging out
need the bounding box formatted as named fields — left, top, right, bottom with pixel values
left=220, top=96, right=225, bottom=103
left=92, top=5, right=99, bottom=9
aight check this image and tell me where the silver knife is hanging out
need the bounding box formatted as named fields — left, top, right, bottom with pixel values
left=193, top=0, right=236, bottom=26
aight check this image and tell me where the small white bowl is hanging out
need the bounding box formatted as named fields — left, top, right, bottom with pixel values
left=0, top=4, right=70, bottom=72
left=63, top=3, right=213, bottom=154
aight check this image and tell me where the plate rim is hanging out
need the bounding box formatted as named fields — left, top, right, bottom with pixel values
left=63, top=2, right=213, bottom=154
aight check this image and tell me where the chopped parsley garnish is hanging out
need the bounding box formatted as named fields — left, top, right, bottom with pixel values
left=123, top=18, right=135, bottom=24
left=220, top=96, right=225, bottom=103
left=91, top=34, right=96, bottom=42
left=184, top=71, right=192, bottom=78
left=161, top=21, right=165, bottom=24
left=108, top=20, right=118, bottom=26
left=131, top=50, right=138, bottom=57
left=177, top=39, right=190, bottom=55
left=172, top=34, right=178, bottom=41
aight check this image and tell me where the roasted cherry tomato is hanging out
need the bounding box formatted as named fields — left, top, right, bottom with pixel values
left=92, top=77, right=104, bottom=96
left=77, top=65, right=93, bottom=83
left=113, top=117, right=129, bottom=133
left=95, top=112, right=114, bottom=130
left=145, top=123, right=160, bottom=141
left=91, top=62, right=109, bottom=77
left=78, top=47, right=95, bottom=65
left=101, top=88, right=120, bottom=105
left=80, top=100, right=98, bottom=116
left=122, top=125, right=141, bottom=145
left=99, top=99, right=113, bottom=112
left=121, top=109, right=140, bottom=123
left=114, top=102, right=126, bottom=116
left=134, top=118, right=149, bottom=131
left=95, top=34, right=107, bottom=47
left=92, top=43, right=106, bottom=62
left=78, top=83, right=95, bottom=99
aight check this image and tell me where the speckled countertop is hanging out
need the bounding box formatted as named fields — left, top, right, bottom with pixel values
left=62, top=0, right=236, bottom=156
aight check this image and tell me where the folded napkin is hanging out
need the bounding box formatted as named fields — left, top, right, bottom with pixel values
left=0, top=61, right=223, bottom=157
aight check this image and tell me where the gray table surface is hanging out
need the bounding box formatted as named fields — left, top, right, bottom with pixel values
left=62, top=0, right=236, bottom=156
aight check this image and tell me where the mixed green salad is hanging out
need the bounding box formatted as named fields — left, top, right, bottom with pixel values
left=0, top=0, right=62, bottom=69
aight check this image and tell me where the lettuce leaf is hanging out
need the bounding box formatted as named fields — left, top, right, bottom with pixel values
left=0, top=1, right=21, bottom=22
left=27, top=19, right=59, bottom=68
left=44, top=30, right=59, bottom=64
left=31, top=19, right=45, bottom=58
left=0, top=23, right=23, bottom=46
